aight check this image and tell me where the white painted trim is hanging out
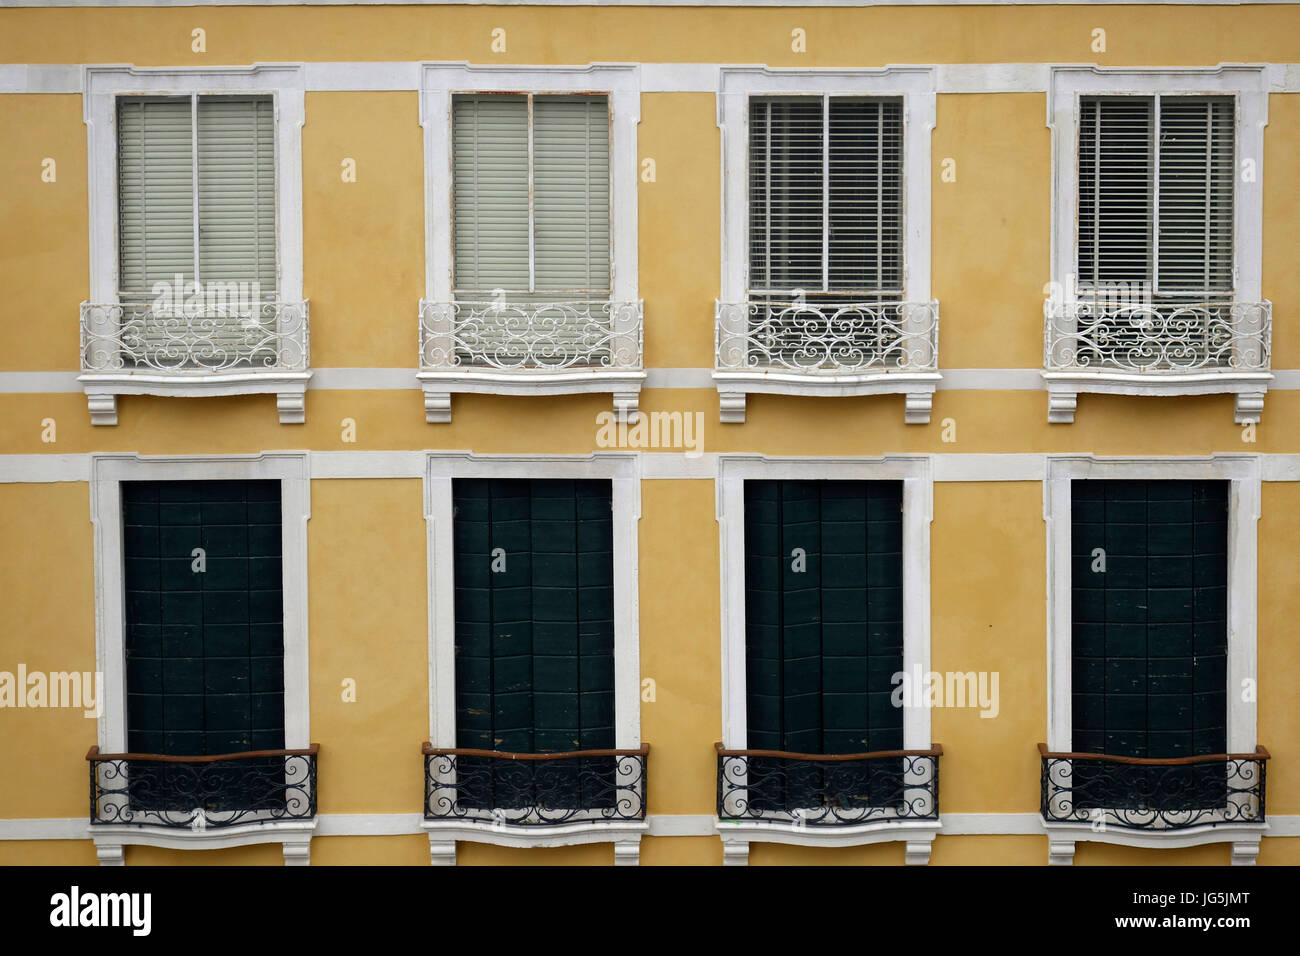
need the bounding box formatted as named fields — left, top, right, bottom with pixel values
left=421, top=820, right=647, bottom=849
left=1045, top=66, right=1270, bottom=422
left=8, top=1, right=1299, bottom=8
left=80, top=64, right=309, bottom=423
left=1042, top=455, right=1261, bottom=830
left=422, top=452, right=641, bottom=749
left=88, top=452, right=313, bottom=754
left=89, top=820, right=316, bottom=856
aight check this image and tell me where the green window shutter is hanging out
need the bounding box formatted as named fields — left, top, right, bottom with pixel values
left=452, top=95, right=531, bottom=293
left=117, top=98, right=195, bottom=296
left=532, top=95, right=610, bottom=293
left=196, top=96, right=277, bottom=294
left=1157, top=97, right=1235, bottom=294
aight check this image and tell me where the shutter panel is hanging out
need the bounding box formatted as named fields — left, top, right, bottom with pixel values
left=748, top=99, right=824, bottom=292
left=197, top=96, right=277, bottom=294
left=117, top=98, right=195, bottom=296
left=533, top=95, right=610, bottom=293
left=452, top=95, right=531, bottom=292
left=1077, top=96, right=1154, bottom=290
left=1157, top=96, right=1235, bottom=294
left=828, top=99, right=903, bottom=294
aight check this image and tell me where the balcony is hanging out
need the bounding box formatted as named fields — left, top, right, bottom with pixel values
left=417, top=298, right=645, bottom=423
left=421, top=742, right=649, bottom=864
left=714, top=742, right=943, bottom=864
left=79, top=298, right=312, bottom=425
left=1038, top=744, right=1270, bottom=863
left=1043, top=298, right=1272, bottom=423
left=713, top=299, right=941, bottom=424
left=86, top=744, right=319, bottom=864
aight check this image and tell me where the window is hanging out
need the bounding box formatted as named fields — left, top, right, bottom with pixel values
left=715, top=456, right=938, bottom=865
left=1044, top=67, right=1270, bottom=425
left=714, top=68, right=938, bottom=425
left=418, top=65, right=643, bottom=424
left=81, top=66, right=310, bottom=426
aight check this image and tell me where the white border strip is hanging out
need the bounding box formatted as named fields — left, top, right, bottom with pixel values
left=5, top=2, right=1300, bottom=8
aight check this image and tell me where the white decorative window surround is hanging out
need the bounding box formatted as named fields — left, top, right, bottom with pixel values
left=418, top=64, right=644, bottom=424
left=421, top=453, right=645, bottom=865
left=714, top=67, right=939, bottom=425
left=715, top=455, right=938, bottom=865
left=81, top=65, right=309, bottom=426
left=87, top=453, right=314, bottom=865
left=1042, top=455, right=1264, bottom=865
left=1044, top=66, right=1270, bottom=425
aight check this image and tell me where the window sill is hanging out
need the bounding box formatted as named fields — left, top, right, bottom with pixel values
left=1040, top=820, right=1267, bottom=865
left=78, top=370, right=313, bottom=426
left=715, top=818, right=940, bottom=865
left=1041, top=369, right=1273, bottom=424
left=88, top=819, right=317, bottom=865
left=420, top=819, right=648, bottom=865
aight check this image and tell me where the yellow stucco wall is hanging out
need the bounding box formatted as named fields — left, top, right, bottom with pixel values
left=1, top=3, right=1298, bottom=866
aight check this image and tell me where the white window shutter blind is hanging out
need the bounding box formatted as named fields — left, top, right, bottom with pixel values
left=829, top=98, right=903, bottom=295
left=452, top=95, right=531, bottom=293
left=117, top=98, right=195, bottom=296
left=748, top=98, right=824, bottom=293
left=1157, top=96, right=1235, bottom=294
left=1077, top=96, right=1154, bottom=291
left=533, top=95, right=610, bottom=294
left=197, top=96, right=277, bottom=295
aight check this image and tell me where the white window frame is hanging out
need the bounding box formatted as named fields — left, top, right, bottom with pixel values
left=81, top=65, right=310, bottom=427
left=87, top=452, right=314, bottom=865
left=715, top=454, right=938, bottom=865
left=421, top=452, right=646, bottom=865
left=714, top=67, right=939, bottom=425
left=1042, top=454, right=1264, bottom=865
left=418, top=64, right=644, bottom=424
left=1044, top=66, right=1270, bottom=425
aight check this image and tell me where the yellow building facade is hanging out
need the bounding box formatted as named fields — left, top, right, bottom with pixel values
left=0, top=0, right=1297, bottom=866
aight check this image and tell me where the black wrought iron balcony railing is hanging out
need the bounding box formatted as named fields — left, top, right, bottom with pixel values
left=422, top=742, right=648, bottom=827
left=87, top=745, right=319, bottom=830
left=716, top=743, right=943, bottom=826
left=1038, top=743, right=1269, bottom=831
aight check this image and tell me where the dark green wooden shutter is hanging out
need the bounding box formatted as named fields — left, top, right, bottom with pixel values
left=453, top=478, right=615, bottom=810
left=1071, top=479, right=1228, bottom=809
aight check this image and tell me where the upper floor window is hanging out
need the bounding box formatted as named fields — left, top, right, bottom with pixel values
left=452, top=94, right=610, bottom=301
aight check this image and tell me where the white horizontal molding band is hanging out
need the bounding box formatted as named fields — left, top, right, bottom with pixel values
left=6, top=813, right=1300, bottom=841
left=10, top=368, right=1300, bottom=395
left=5, top=62, right=1300, bottom=95
left=6, top=1, right=1299, bottom=9
left=12, top=453, right=1300, bottom=484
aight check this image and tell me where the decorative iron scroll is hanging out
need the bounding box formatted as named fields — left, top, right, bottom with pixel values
left=422, top=744, right=648, bottom=826
left=715, top=744, right=942, bottom=826
left=715, top=299, right=939, bottom=373
left=1038, top=745, right=1268, bottom=831
left=87, top=745, right=318, bottom=829
left=80, top=300, right=310, bottom=373
left=419, top=299, right=643, bottom=371
left=1044, top=300, right=1271, bottom=373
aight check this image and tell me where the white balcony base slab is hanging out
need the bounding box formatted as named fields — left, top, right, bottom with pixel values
left=79, top=371, right=313, bottom=425
left=716, top=818, right=941, bottom=865
left=417, top=369, right=646, bottom=423
left=90, top=819, right=317, bottom=865
left=1042, top=370, right=1274, bottom=424
left=421, top=820, right=648, bottom=865
left=1040, top=821, right=1267, bottom=865
left=713, top=370, right=942, bottom=424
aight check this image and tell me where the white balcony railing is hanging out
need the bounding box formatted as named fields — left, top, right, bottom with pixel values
left=78, top=299, right=311, bottom=425
left=712, top=298, right=941, bottom=424
left=1042, top=299, right=1273, bottom=424
left=417, top=298, right=645, bottom=423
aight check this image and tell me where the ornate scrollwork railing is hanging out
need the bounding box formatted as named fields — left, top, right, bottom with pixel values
left=716, top=743, right=942, bottom=826
left=87, top=745, right=318, bottom=829
left=422, top=743, right=648, bottom=826
left=715, top=299, right=939, bottom=374
left=1044, top=299, right=1271, bottom=373
left=80, top=299, right=310, bottom=373
left=1038, top=744, right=1269, bottom=831
left=419, top=299, right=643, bottom=372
